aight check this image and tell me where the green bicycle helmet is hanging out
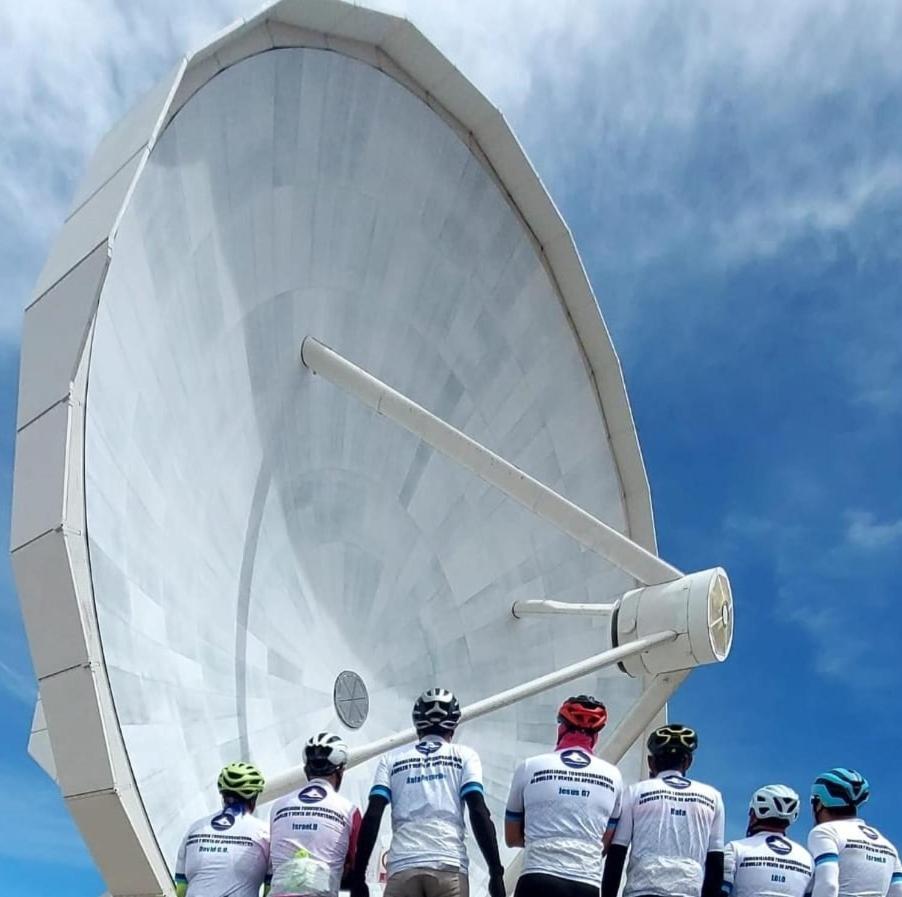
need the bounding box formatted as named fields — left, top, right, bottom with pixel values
left=217, top=762, right=265, bottom=799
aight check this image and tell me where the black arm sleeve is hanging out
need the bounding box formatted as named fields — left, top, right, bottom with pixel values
left=464, top=791, right=504, bottom=877
left=351, top=796, right=388, bottom=881
left=702, top=850, right=725, bottom=897
left=601, top=843, right=628, bottom=897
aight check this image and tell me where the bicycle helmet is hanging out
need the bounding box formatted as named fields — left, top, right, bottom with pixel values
left=647, top=724, right=698, bottom=759
left=217, top=762, right=265, bottom=799
left=557, top=695, right=608, bottom=733
left=304, top=732, right=349, bottom=776
left=750, top=784, right=800, bottom=823
left=412, top=688, right=462, bottom=734
left=812, top=768, right=870, bottom=809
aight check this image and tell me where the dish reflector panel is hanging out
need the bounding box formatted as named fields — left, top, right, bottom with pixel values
left=10, top=4, right=693, bottom=894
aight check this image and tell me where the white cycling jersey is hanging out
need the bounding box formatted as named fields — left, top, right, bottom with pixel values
left=612, top=769, right=725, bottom=897
left=370, top=734, right=483, bottom=876
left=269, top=778, right=362, bottom=896
left=809, top=819, right=902, bottom=897
left=505, top=746, right=623, bottom=886
left=724, top=832, right=813, bottom=897
left=175, top=805, right=270, bottom=897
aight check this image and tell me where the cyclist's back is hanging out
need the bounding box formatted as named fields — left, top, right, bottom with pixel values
left=617, top=770, right=723, bottom=896
left=505, top=695, right=622, bottom=897
left=602, top=725, right=724, bottom=897
left=725, top=832, right=813, bottom=897
left=808, top=768, right=902, bottom=897
left=810, top=818, right=901, bottom=897
left=374, top=733, right=481, bottom=873
left=350, top=688, right=505, bottom=897
left=269, top=733, right=361, bottom=897
left=724, top=785, right=812, bottom=897
left=175, top=762, right=270, bottom=897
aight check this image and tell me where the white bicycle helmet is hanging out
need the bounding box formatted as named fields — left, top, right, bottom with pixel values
left=750, top=784, right=801, bottom=823
left=304, top=732, right=349, bottom=776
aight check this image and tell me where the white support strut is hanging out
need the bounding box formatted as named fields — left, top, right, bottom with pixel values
left=300, top=338, right=682, bottom=587
left=511, top=599, right=619, bottom=618
left=260, top=629, right=679, bottom=802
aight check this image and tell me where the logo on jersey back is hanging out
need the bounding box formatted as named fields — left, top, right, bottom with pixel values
left=415, top=741, right=441, bottom=756
left=211, top=812, right=236, bottom=831
left=299, top=784, right=328, bottom=804
left=766, top=835, right=793, bottom=856
left=560, top=750, right=591, bottom=769
left=859, top=825, right=880, bottom=841
left=662, top=775, right=692, bottom=790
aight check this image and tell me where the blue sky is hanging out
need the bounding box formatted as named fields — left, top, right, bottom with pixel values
left=2, top=1, right=902, bottom=895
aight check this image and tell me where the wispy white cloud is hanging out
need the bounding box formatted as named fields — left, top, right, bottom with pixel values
left=5, top=0, right=902, bottom=338
left=846, top=511, right=902, bottom=551
left=0, top=655, right=35, bottom=706
left=723, top=508, right=899, bottom=681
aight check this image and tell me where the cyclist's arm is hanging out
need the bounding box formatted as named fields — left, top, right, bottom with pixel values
left=888, top=849, right=902, bottom=897
left=504, top=761, right=527, bottom=848
left=351, top=794, right=388, bottom=883
left=261, top=827, right=272, bottom=897
left=702, top=851, right=725, bottom=897
left=341, top=807, right=364, bottom=889
left=601, top=844, right=628, bottom=897
left=722, top=841, right=737, bottom=895
left=809, top=828, right=841, bottom=897
left=701, top=794, right=725, bottom=897
left=601, top=787, right=634, bottom=897
left=464, top=790, right=505, bottom=877
left=175, top=833, right=188, bottom=897
left=603, top=776, right=624, bottom=855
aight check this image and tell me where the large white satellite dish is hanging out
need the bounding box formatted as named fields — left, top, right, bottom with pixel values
left=10, top=2, right=733, bottom=896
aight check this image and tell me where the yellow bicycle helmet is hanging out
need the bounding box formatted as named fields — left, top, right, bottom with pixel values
left=217, top=762, right=265, bottom=799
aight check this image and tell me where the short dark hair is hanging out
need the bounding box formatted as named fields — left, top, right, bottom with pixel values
left=650, top=748, right=692, bottom=773
left=751, top=818, right=790, bottom=833
left=827, top=805, right=857, bottom=819
left=220, top=790, right=254, bottom=808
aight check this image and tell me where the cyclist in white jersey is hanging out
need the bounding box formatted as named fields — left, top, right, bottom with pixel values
left=505, top=694, right=622, bottom=897
left=175, top=762, right=270, bottom=897
left=269, top=732, right=362, bottom=896
left=808, top=768, right=902, bottom=897
left=602, top=724, right=724, bottom=897
left=723, top=785, right=813, bottom=897
left=349, top=688, right=505, bottom=897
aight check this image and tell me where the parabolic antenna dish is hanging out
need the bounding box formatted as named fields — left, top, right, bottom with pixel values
left=10, top=3, right=733, bottom=896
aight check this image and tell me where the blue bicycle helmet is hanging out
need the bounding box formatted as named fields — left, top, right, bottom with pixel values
left=811, top=768, right=870, bottom=808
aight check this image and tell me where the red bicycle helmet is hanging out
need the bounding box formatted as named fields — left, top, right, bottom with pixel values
left=557, top=695, right=608, bottom=733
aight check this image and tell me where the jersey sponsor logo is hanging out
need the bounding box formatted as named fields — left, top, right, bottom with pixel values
left=662, top=774, right=692, bottom=790
left=298, top=784, right=328, bottom=804
left=765, top=835, right=793, bottom=856
left=859, top=825, right=880, bottom=841
left=560, top=749, right=592, bottom=769
left=415, top=741, right=441, bottom=756
left=210, top=812, right=236, bottom=831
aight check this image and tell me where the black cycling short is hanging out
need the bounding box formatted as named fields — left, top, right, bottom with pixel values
left=514, top=873, right=599, bottom=897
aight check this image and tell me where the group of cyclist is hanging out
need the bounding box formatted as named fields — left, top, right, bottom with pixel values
left=175, top=688, right=901, bottom=897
